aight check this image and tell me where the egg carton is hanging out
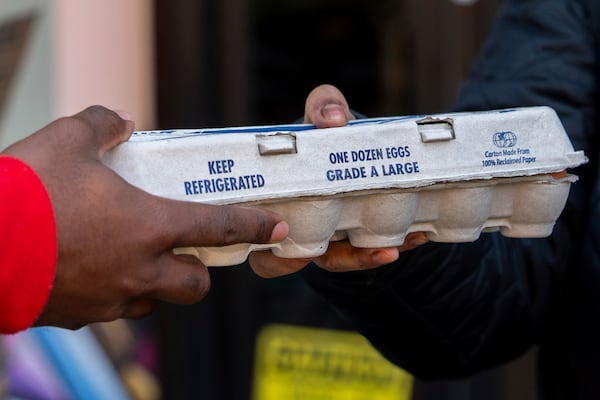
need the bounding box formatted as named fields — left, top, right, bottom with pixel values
left=104, top=106, right=588, bottom=266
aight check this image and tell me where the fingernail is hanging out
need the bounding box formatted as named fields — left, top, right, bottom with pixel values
left=114, top=109, right=132, bottom=121
left=270, top=221, right=289, bottom=242
left=321, top=104, right=346, bottom=122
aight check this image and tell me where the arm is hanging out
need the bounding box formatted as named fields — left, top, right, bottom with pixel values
left=302, top=0, right=597, bottom=378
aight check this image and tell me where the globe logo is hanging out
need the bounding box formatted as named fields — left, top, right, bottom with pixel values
left=493, top=131, right=517, bottom=148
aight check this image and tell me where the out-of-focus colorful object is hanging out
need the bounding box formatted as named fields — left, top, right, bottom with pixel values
left=2, top=327, right=131, bottom=400
left=252, top=324, right=413, bottom=400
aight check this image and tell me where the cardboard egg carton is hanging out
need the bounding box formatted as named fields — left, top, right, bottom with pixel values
left=104, top=106, right=588, bottom=266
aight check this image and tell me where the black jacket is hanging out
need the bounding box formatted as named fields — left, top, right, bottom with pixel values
left=302, top=0, right=600, bottom=398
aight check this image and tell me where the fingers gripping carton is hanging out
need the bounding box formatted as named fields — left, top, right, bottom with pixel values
left=104, top=106, right=588, bottom=266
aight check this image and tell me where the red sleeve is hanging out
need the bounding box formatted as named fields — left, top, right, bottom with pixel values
left=0, top=156, right=57, bottom=333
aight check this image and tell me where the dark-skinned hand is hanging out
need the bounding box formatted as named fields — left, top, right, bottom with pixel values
left=2, top=105, right=288, bottom=329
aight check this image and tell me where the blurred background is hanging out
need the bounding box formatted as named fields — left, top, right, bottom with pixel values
left=1, top=0, right=539, bottom=399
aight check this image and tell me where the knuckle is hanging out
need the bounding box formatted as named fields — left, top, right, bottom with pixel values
left=51, top=116, right=93, bottom=140
left=231, top=207, right=272, bottom=244
left=217, top=206, right=243, bottom=245
left=80, top=105, right=120, bottom=126
left=84, top=104, right=111, bottom=113
left=73, top=105, right=125, bottom=139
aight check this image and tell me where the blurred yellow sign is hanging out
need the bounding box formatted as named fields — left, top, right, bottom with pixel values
left=252, top=324, right=413, bottom=400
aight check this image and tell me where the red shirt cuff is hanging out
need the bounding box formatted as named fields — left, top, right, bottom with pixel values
left=0, top=156, right=57, bottom=333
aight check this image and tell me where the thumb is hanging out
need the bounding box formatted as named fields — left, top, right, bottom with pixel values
left=304, top=84, right=355, bottom=128
left=71, top=105, right=135, bottom=157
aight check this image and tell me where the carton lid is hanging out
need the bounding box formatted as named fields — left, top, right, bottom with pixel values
left=105, top=106, right=587, bottom=205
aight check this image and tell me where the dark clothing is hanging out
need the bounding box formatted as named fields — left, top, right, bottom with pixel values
left=302, top=0, right=600, bottom=398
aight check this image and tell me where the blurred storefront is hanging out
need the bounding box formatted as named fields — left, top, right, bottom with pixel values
left=154, top=2, right=537, bottom=400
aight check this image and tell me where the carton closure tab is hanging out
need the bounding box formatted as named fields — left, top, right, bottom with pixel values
left=417, top=117, right=455, bottom=142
